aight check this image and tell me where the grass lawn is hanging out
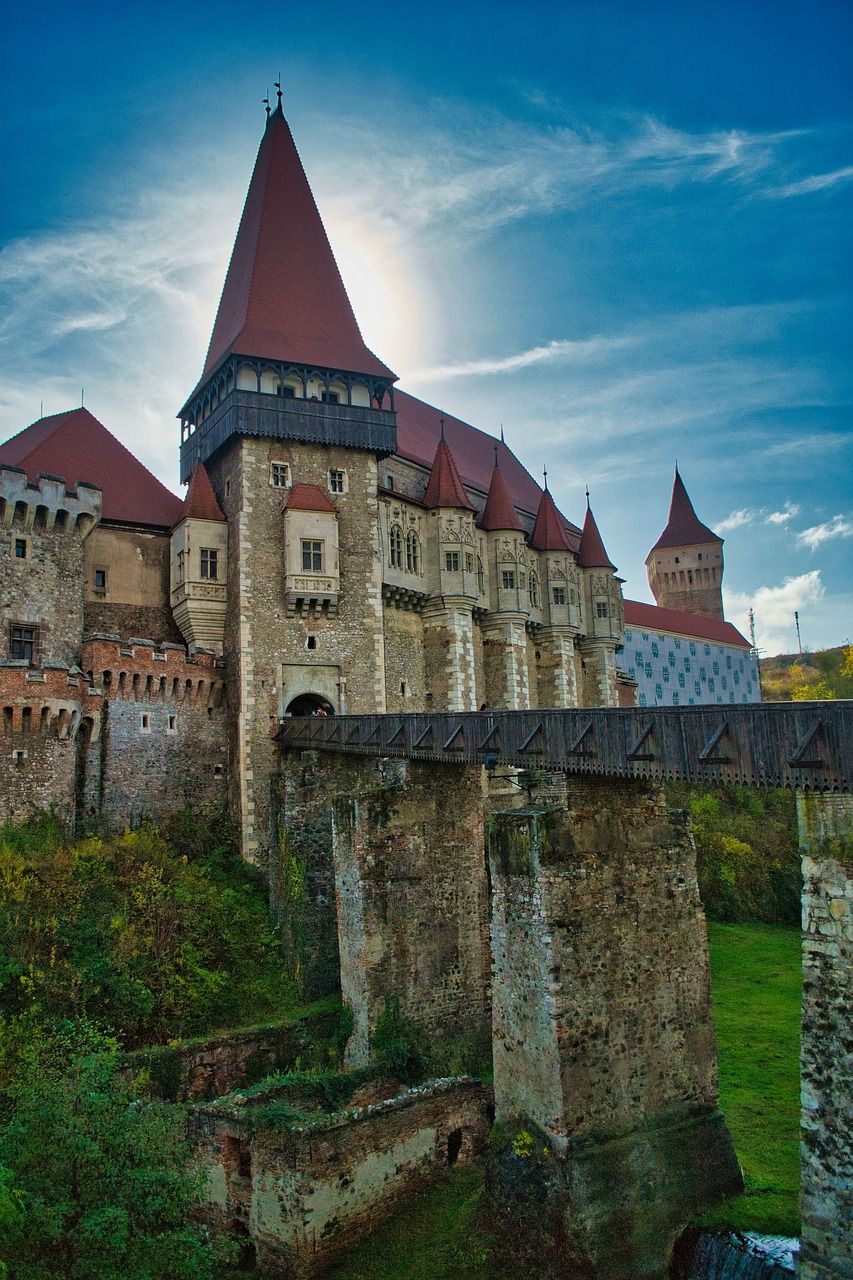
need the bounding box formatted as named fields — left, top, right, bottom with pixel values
left=327, top=922, right=802, bottom=1278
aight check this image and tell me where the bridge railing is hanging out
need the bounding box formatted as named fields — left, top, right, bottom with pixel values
left=276, top=701, right=852, bottom=792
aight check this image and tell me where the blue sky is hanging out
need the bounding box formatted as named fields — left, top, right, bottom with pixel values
left=1, top=0, right=850, bottom=656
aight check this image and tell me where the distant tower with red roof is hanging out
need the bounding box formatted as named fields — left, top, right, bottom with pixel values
left=646, top=469, right=724, bottom=622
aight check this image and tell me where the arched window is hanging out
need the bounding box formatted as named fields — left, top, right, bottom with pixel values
left=389, top=524, right=403, bottom=569
left=529, top=571, right=539, bottom=607
left=406, top=530, right=420, bottom=573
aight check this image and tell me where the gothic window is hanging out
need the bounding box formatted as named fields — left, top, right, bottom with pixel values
left=552, top=586, right=566, bottom=605
left=200, top=549, right=218, bottom=580
left=596, top=601, right=608, bottom=618
left=302, top=540, right=323, bottom=572
left=329, top=469, right=346, bottom=494
left=9, top=623, right=38, bottom=664
left=445, top=552, right=460, bottom=572
left=529, top=572, right=539, bottom=607
left=389, top=524, right=403, bottom=569
left=270, top=462, right=290, bottom=488
left=406, top=530, right=420, bottom=573
left=176, top=550, right=185, bottom=582
left=502, top=570, right=515, bottom=590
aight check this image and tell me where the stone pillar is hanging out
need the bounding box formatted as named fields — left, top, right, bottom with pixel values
left=797, top=792, right=853, bottom=1280
left=535, top=626, right=579, bottom=708
left=485, top=778, right=741, bottom=1279
left=481, top=614, right=530, bottom=709
left=422, top=599, right=476, bottom=711
left=579, top=638, right=619, bottom=707
left=331, top=759, right=489, bottom=1066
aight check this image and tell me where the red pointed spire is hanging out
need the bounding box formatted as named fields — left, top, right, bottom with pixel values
left=423, top=428, right=476, bottom=510
left=577, top=501, right=616, bottom=569
left=182, top=463, right=225, bottom=522
left=479, top=450, right=523, bottom=531
left=648, top=468, right=722, bottom=557
left=201, top=104, right=395, bottom=383
left=530, top=481, right=572, bottom=551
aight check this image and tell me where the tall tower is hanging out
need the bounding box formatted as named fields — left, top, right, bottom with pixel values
left=176, top=92, right=398, bottom=861
left=646, top=469, right=724, bottom=621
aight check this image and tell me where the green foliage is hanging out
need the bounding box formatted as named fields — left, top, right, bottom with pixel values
left=426, top=1025, right=493, bottom=1081
left=0, top=811, right=297, bottom=1047
left=372, top=998, right=427, bottom=1083
left=0, top=1021, right=228, bottom=1280
left=701, top=923, right=801, bottom=1236
left=669, top=783, right=800, bottom=924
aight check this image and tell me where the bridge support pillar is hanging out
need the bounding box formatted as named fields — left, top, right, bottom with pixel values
left=798, top=792, right=853, bottom=1280
left=485, top=777, right=741, bottom=1279
left=331, top=759, right=490, bottom=1067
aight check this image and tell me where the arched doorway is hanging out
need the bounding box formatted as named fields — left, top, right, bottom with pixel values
left=285, top=693, right=336, bottom=717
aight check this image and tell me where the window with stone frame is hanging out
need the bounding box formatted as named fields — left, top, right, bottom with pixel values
left=302, top=539, right=323, bottom=572
left=328, top=468, right=346, bottom=494
left=552, top=586, right=566, bottom=605
left=176, top=550, right=185, bottom=582
left=445, top=551, right=460, bottom=572
left=405, top=529, right=420, bottom=573
left=200, top=548, right=218, bottom=580
left=93, top=567, right=108, bottom=593
left=13, top=537, right=28, bottom=560
left=9, top=623, right=39, bottom=664
left=477, top=557, right=485, bottom=594
left=596, top=601, right=608, bottom=618
left=502, top=570, right=515, bottom=590
left=389, top=524, right=403, bottom=569
left=270, top=461, right=290, bottom=488
left=529, top=572, right=539, bottom=607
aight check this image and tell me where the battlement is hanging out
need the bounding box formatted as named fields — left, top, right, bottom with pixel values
left=0, top=466, right=102, bottom=538
left=0, top=661, right=100, bottom=739
left=82, top=635, right=226, bottom=707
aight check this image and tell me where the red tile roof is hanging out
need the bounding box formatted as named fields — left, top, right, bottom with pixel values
left=624, top=599, right=751, bottom=648
left=182, top=463, right=225, bottom=523
left=0, top=407, right=183, bottom=528
left=422, top=434, right=476, bottom=510
left=479, top=458, right=524, bottom=531
left=577, top=504, right=616, bottom=569
left=647, top=469, right=722, bottom=558
left=283, top=483, right=338, bottom=513
left=197, top=106, right=395, bottom=392
left=530, top=486, right=572, bottom=551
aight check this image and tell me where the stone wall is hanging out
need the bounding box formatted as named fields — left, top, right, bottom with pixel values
left=486, top=778, right=741, bottom=1278
left=382, top=604, right=426, bottom=712
left=1, top=511, right=87, bottom=667
left=798, top=792, right=853, bottom=1280
left=193, top=1077, right=491, bottom=1276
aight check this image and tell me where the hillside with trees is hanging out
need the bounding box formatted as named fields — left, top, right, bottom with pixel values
left=760, top=644, right=853, bottom=702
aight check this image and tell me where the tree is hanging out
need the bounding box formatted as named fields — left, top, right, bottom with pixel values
left=0, top=1021, right=224, bottom=1280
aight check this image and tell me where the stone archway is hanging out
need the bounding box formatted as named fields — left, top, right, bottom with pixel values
left=285, top=693, right=335, bottom=718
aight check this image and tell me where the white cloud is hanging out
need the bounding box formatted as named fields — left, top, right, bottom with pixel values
left=716, top=508, right=757, bottom=533
left=797, top=515, right=853, bottom=551
left=407, top=335, right=635, bottom=382
left=766, top=502, right=800, bottom=525
left=725, top=570, right=825, bottom=656
left=764, top=165, right=853, bottom=199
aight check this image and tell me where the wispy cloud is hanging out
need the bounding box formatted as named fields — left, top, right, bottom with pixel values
left=717, top=508, right=757, bottom=533
left=764, top=165, right=853, bottom=199
left=407, top=335, right=636, bottom=382
left=726, top=570, right=825, bottom=656
left=797, top=514, right=853, bottom=550
left=716, top=500, right=802, bottom=533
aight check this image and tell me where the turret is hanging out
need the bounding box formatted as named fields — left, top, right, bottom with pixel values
left=576, top=494, right=623, bottom=707
left=646, top=469, right=724, bottom=621
left=170, top=463, right=227, bottom=652
left=479, top=449, right=530, bottom=615
left=422, top=426, right=479, bottom=602
left=530, top=476, right=581, bottom=631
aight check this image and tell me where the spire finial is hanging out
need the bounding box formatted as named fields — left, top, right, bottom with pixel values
left=500, top=423, right=505, bottom=444
left=585, top=485, right=590, bottom=509
left=275, top=77, right=282, bottom=109
left=263, top=92, right=271, bottom=118
left=543, top=466, right=549, bottom=491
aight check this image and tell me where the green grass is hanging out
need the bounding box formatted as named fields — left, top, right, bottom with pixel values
left=325, top=923, right=802, bottom=1278
left=702, top=921, right=801, bottom=1237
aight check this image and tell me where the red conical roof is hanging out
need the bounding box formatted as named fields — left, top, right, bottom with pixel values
left=577, top=503, right=616, bottom=569
left=0, top=407, right=183, bottom=528
left=530, top=486, right=572, bottom=551
left=182, top=463, right=225, bottom=523
left=423, top=434, right=476, bottom=510
left=647, top=469, right=722, bottom=559
left=199, top=105, right=395, bottom=386
left=479, top=455, right=523, bottom=531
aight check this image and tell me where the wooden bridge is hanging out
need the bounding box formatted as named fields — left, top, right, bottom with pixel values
left=277, top=699, right=852, bottom=792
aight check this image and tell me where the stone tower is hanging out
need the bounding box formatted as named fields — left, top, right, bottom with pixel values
left=176, top=93, right=398, bottom=861
left=646, top=469, right=724, bottom=622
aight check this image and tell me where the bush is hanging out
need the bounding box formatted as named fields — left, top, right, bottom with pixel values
left=372, top=998, right=427, bottom=1082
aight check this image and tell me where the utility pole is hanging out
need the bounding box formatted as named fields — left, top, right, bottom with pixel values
left=795, top=610, right=803, bottom=655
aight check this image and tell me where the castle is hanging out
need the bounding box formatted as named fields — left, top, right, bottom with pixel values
left=0, top=94, right=757, bottom=853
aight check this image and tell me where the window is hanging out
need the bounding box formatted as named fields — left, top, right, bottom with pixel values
left=14, top=538, right=27, bottom=560
left=329, top=469, right=346, bottom=494
left=176, top=550, right=185, bottom=582
left=445, top=552, right=460, bottom=572
left=302, top=540, right=323, bottom=572
left=306, top=634, right=317, bottom=650
left=94, top=568, right=107, bottom=592
left=386, top=474, right=394, bottom=490
left=389, top=524, right=403, bottom=569
left=9, top=624, right=38, bottom=663
left=140, top=713, right=151, bottom=733
left=167, top=715, right=177, bottom=735
left=502, top=570, right=515, bottom=590
left=200, top=548, right=218, bottom=580
left=529, top=573, right=539, bottom=607
left=596, top=601, right=608, bottom=619
left=224, top=478, right=231, bottom=498
left=552, top=587, right=566, bottom=605
left=477, top=557, right=485, bottom=594
left=276, top=384, right=295, bottom=398
left=321, top=391, right=339, bottom=404
left=270, top=462, right=290, bottom=488
left=406, top=530, right=420, bottom=573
